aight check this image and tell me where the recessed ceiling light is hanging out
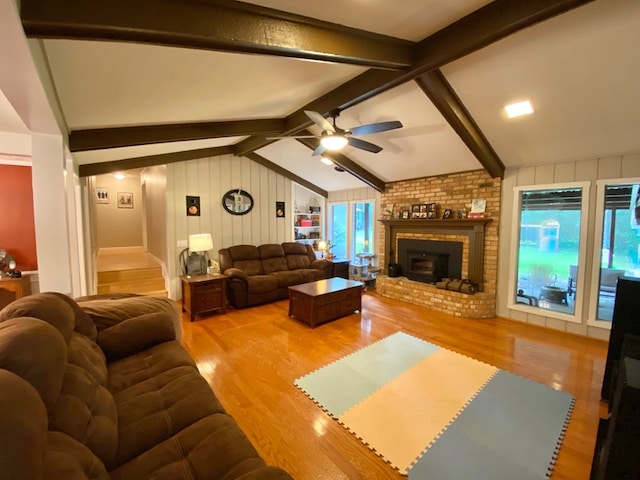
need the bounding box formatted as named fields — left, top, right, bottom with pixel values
left=320, top=157, right=334, bottom=166
left=114, top=173, right=125, bottom=179
left=505, top=100, right=534, bottom=118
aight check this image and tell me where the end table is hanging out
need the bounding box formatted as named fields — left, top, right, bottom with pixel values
left=180, top=273, right=227, bottom=322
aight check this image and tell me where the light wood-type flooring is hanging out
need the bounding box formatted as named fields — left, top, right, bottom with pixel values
left=179, top=291, right=608, bottom=480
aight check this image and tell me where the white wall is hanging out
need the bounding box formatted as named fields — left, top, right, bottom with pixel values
left=166, top=154, right=293, bottom=298
left=497, top=153, right=640, bottom=339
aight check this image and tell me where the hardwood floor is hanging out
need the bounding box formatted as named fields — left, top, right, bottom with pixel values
left=179, top=291, right=608, bottom=480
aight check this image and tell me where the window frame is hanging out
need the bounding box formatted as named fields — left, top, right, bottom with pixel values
left=507, top=182, right=591, bottom=324
left=327, top=198, right=377, bottom=262
left=588, top=177, right=640, bottom=328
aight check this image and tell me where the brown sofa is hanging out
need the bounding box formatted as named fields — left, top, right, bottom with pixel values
left=219, top=242, right=331, bottom=309
left=0, top=292, right=292, bottom=480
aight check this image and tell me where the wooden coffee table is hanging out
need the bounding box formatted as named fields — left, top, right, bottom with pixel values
left=288, top=277, right=364, bottom=328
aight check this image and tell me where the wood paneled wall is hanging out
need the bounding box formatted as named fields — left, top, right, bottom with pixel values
left=166, top=155, right=292, bottom=298
left=498, top=153, right=640, bottom=339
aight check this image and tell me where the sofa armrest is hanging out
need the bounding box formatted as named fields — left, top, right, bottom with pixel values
left=97, top=312, right=176, bottom=362
left=311, top=259, right=332, bottom=278
left=224, top=268, right=249, bottom=282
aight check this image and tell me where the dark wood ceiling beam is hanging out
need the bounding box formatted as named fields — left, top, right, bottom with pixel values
left=69, top=119, right=286, bottom=152
left=415, top=0, right=596, bottom=70
left=295, top=136, right=386, bottom=192
left=20, top=0, right=413, bottom=70
left=238, top=0, right=595, bottom=179
left=245, top=153, right=327, bottom=198
left=415, top=70, right=505, bottom=178
left=78, top=146, right=233, bottom=177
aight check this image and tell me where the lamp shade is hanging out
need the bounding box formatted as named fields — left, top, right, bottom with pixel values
left=189, top=233, right=213, bottom=252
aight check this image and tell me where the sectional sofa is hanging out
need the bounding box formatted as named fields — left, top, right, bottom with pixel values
left=0, top=292, right=292, bottom=480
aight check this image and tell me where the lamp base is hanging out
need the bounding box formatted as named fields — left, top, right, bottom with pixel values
left=186, top=252, right=207, bottom=275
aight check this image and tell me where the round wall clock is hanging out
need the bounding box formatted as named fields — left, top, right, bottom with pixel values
left=222, top=189, right=254, bottom=215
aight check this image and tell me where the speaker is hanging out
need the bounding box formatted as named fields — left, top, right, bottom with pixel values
left=388, top=263, right=401, bottom=278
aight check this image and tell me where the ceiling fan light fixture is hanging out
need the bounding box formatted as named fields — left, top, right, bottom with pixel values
left=320, top=134, right=348, bottom=151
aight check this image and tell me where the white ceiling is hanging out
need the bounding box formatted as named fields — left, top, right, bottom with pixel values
left=1, top=0, right=639, bottom=191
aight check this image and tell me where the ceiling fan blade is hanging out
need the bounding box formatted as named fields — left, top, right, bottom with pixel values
left=266, top=135, right=318, bottom=139
left=349, top=120, right=403, bottom=137
left=347, top=137, right=383, bottom=153
left=311, top=144, right=327, bottom=157
left=305, top=110, right=335, bottom=133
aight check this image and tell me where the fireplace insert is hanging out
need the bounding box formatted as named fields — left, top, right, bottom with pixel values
left=405, top=250, right=449, bottom=283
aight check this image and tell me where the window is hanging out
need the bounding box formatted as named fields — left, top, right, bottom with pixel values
left=352, top=201, right=374, bottom=258
left=509, top=183, right=590, bottom=322
left=327, top=200, right=376, bottom=261
left=589, top=179, right=640, bottom=326
left=328, top=203, right=348, bottom=259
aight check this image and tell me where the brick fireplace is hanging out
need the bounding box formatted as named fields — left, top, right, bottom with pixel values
left=376, top=170, right=500, bottom=319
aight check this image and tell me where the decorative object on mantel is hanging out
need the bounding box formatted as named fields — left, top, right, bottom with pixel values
left=384, top=203, right=394, bottom=218
left=442, top=209, right=452, bottom=219
left=426, top=203, right=437, bottom=219
left=468, top=199, right=486, bottom=219
left=435, top=278, right=478, bottom=294
left=401, top=209, right=410, bottom=219
left=457, top=208, right=467, bottom=219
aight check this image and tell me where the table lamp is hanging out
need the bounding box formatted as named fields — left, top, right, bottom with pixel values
left=186, top=233, right=213, bottom=274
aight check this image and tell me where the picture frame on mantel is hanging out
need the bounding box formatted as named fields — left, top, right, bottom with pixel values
left=402, top=209, right=410, bottom=219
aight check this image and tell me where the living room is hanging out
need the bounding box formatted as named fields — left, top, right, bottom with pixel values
left=2, top=0, right=640, bottom=478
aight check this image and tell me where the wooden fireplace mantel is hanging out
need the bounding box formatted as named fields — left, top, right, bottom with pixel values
left=380, top=218, right=492, bottom=290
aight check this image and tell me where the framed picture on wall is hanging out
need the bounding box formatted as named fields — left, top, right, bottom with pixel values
left=96, top=187, right=109, bottom=204
left=117, top=192, right=133, bottom=209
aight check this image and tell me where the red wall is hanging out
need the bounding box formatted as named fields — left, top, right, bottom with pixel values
left=0, top=165, right=38, bottom=271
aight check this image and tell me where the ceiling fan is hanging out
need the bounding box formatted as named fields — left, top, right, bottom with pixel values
left=269, top=110, right=403, bottom=156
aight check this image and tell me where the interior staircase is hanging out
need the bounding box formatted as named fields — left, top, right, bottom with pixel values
left=96, top=247, right=167, bottom=297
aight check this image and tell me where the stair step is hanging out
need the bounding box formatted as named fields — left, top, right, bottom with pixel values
left=98, top=267, right=163, bottom=284
left=97, top=277, right=166, bottom=294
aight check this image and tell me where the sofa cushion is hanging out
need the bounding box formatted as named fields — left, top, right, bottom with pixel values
left=297, top=269, right=326, bottom=283
left=0, top=370, right=48, bottom=480
left=67, top=333, right=108, bottom=387
left=109, top=413, right=273, bottom=480
left=45, top=431, right=109, bottom=480
left=228, top=245, right=265, bottom=276
left=259, top=244, right=289, bottom=274
left=234, top=259, right=264, bottom=276
left=111, top=366, right=225, bottom=468
left=271, top=270, right=304, bottom=288
left=97, top=312, right=176, bottom=362
left=49, top=363, right=118, bottom=466
left=0, top=293, right=75, bottom=342
left=0, top=318, right=67, bottom=411
left=49, top=292, right=98, bottom=341
left=78, top=296, right=182, bottom=342
left=107, top=341, right=197, bottom=394
left=247, top=275, right=279, bottom=294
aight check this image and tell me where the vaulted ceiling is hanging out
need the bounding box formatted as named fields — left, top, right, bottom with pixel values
left=2, top=0, right=640, bottom=195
